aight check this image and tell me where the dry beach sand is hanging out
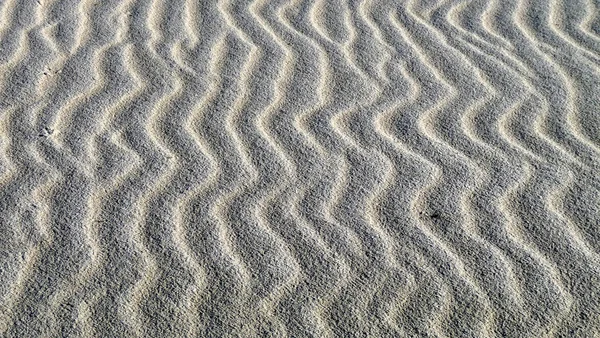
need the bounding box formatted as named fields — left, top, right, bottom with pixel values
left=1, top=0, right=600, bottom=337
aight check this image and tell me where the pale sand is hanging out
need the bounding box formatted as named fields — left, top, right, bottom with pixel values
left=0, top=0, right=600, bottom=337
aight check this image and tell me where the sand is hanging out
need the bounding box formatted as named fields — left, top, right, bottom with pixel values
left=0, top=0, right=599, bottom=337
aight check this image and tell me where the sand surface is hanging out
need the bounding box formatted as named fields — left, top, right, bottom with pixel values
left=1, top=0, right=600, bottom=337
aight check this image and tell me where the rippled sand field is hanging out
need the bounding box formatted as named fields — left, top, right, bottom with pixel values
left=1, top=0, right=600, bottom=337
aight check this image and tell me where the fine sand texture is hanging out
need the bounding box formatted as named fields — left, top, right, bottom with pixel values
left=1, top=0, right=600, bottom=337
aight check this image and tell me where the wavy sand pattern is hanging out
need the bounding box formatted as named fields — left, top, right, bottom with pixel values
left=0, top=0, right=599, bottom=337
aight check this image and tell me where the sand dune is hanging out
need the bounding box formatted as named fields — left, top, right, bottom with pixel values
left=1, top=0, right=599, bottom=336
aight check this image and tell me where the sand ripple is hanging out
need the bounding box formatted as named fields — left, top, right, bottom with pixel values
left=1, top=0, right=599, bottom=336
